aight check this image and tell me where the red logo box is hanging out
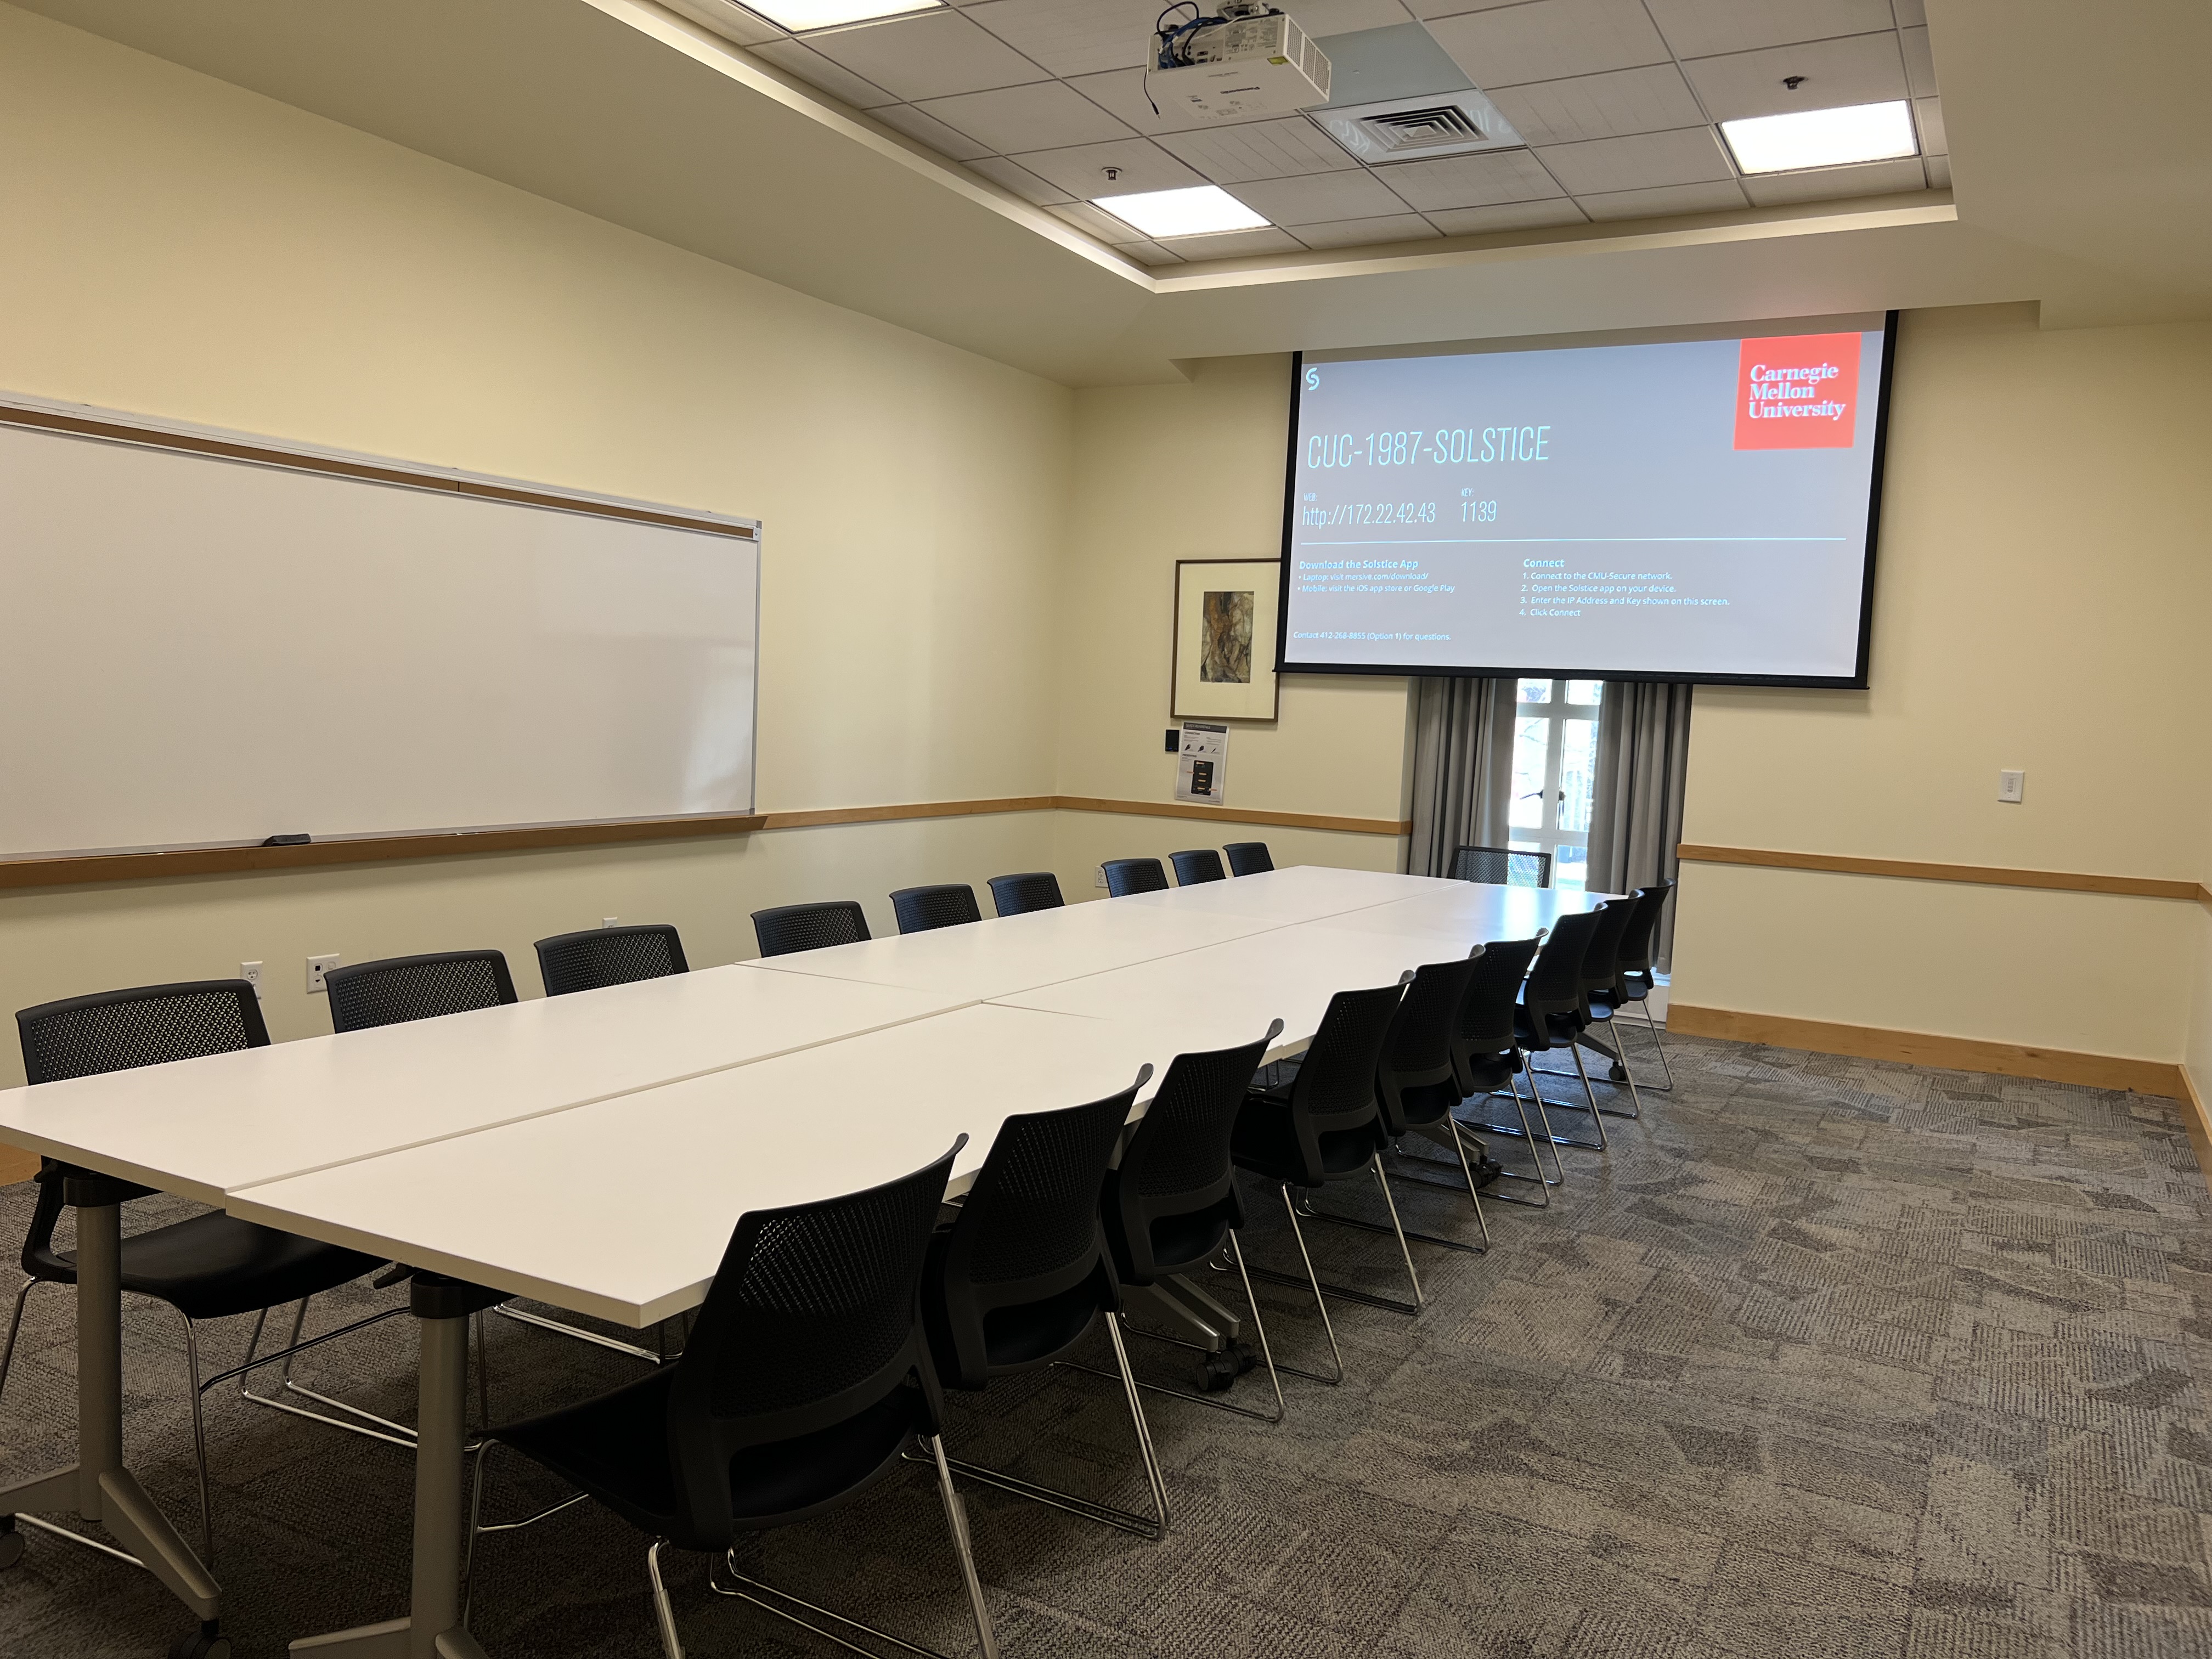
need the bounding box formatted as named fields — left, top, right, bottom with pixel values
left=1734, top=332, right=1861, bottom=449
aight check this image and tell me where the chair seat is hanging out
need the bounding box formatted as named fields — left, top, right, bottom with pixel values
left=1457, top=1051, right=1517, bottom=1092
left=1230, top=1096, right=1380, bottom=1183
left=492, top=1366, right=924, bottom=1547
left=28, top=1211, right=383, bottom=1321
left=1393, top=1077, right=1460, bottom=1131
left=1513, top=1006, right=1578, bottom=1047
left=1144, top=1207, right=1233, bottom=1278
left=977, top=1277, right=1104, bottom=1373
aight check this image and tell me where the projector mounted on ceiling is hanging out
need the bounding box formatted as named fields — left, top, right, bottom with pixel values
left=1144, top=2, right=1331, bottom=125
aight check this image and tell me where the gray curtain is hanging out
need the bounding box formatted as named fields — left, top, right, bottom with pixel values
left=1407, top=677, right=1516, bottom=878
left=1587, top=681, right=1693, bottom=967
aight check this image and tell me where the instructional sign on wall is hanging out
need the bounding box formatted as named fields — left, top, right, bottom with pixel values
left=1174, top=721, right=1229, bottom=805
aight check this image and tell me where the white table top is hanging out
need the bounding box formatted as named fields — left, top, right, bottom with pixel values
left=1106, top=864, right=1460, bottom=924
left=0, top=966, right=964, bottom=1203
left=1316, top=883, right=1598, bottom=946
left=225, top=1002, right=1254, bottom=1326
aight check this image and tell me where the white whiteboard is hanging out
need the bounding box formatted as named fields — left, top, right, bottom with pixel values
left=0, top=405, right=759, bottom=859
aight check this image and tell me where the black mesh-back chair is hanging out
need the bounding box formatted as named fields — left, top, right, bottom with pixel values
left=535, top=925, right=689, bottom=997
left=752, top=900, right=870, bottom=958
left=988, top=871, right=1063, bottom=916
left=1450, top=845, right=1553, bottom=888
left=919, top=1074, right=1170, bottom=1539
left=464, top=1143, right=997, bottom=1659
left=1357, top=954, right=1492, bottom=1256
left=1232, top=983, right=1412, bottom=1383
left=1602, top=881, right=1676, bottom=1090
left=324, top=951, right=516, bottom=1034
left=1223, top=843, right=1273, bottom=877
left=2, top=983, right=390, bottom=1572
left=1567, top=897, right=1644, bottom=1118
left=890, top=884, right=983, bottom=935
left=1515, top=910, right=1609, bottom=1152
left=1097, top=1024, right=1285, bottom=1424
left=1169, top=849, right=1227, bottom=885
left=1102, top=858, right=1170, bottom=897
left=1446, top=936, right=1560, bottom=1205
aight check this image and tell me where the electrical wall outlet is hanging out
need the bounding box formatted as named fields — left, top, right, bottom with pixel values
left=239, top=961, right=264, bottom=1000
left=306, top=952, right=341, bottom=993
left=602, top=916, right=619, bottom=928
left=1095, top=865, right=1109, bottom=889
left=1997, top=769, right=2025, bottom=804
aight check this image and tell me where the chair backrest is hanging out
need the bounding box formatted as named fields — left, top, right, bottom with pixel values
left=665, top=1140, right=962, bottom=1547
left=325, top=951, right=517, bottom=1034
left=924, top=1074, right=1147, bottom=1388
left=1374, top=953, right=1483, bottom=1133
left=1450, top=845, right=1553, bottom=888
left=1285, top=983, right=1403, bottom=1134
left=1520, top=910, right=1601, bottom=1046
left=1102, top=857, right=1170, bottom=897
left=1615, top=881, right=1675, bottom=978
left=889, top=884, right=981, bottom=935
left=752, top=900, right=871, bottom=958
left=1107, top=1025, right=1279, bottom=1285
left=988, top=871, right=1064, bottom=917
left=1223, top=842, right=1273, bottom=877
left=1169, top=849, right=1227, bottom=885
left=1579, top=896, right=1638, bottom=998
left=18, top=979, right=270, bottom=1084
left=1455, top=934, right=1543, bottom=1054
left=534, top=924, right=689, bottom=998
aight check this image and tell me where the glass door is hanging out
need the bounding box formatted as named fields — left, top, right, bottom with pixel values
left=1508, top=679, right=1602, bottom=890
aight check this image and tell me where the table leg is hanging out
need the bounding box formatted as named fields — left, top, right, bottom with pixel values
left=1, top=1193, right=222, bottom=1630
left=291, top=1279, right=490, bottom=1659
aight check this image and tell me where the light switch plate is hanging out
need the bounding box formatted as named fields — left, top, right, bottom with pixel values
left=1997, top=769, right=2025, bottom=803
left=307, top=952, right=341, bottom=992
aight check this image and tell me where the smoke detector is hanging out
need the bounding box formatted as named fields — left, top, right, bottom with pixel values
left=1312, top=88, right=1524, bottom=164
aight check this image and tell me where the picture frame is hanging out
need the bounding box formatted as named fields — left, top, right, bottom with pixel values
left=1171, top=558, right=1280, bottom=721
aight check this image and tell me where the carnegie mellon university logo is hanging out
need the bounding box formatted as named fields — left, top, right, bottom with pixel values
left=1734, top=333, right=1860, bottom=449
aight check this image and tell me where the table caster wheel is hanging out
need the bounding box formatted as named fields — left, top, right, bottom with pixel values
left=0, top=1523, right=23, bottom=1570
left=170, top=1623, right=231, bottom=1659
left=1197, top=1351, right=1238, bottom=1393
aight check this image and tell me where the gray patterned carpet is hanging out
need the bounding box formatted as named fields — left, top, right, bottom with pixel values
left=4, top=1032, right=2211, bottom=1658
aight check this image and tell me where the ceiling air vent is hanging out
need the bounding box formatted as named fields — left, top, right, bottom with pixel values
left=1311, top=89, right=1525, bottom=165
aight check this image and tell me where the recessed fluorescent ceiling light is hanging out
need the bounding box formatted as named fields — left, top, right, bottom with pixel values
left=744, top=0, right=940, bottom=31
left=1720, top=100, right=1918, bottom=173
left=1094, top=185, right=1269, bottom=240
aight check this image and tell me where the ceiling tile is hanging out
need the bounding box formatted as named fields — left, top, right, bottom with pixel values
left=1011, top=137, right=1205, bottom=197
left=1899, top=25, right=1938, bottom=97
left=1113, top=238, right=1185, bottom=266
left=1379, top=148, right=1567, bottom=211
left=1290, top=212, right=1441, bottom=248
left=1064, top=67, right=1235, bottom=136
left=806, top=10, right=1049, bottom=101
left=1153, top=225, right=1308, bottom=259
left=1536, top=126, right=1734, bottom=194
left=751, top=39, right=899, bottom=109
left=1282, top=1, right=1418, bottom=33
left=1641, top=0, right=1896, bottom=61
left=1047, top=200, right=1136, bottom=238
left=1913, top=94, right=1945, bottom=156
left=964, top=154, right=1074, bottom=203
left=1225, top=168, right=1410, bottom=224
left=659, top=0, right=785, bottom=47
left=1425, top=198, right=1588, bottom=233
left=1157, top=119, right=1363, bottom=183
left=1403, top=0, right=1528, bottom=18
left=1740, top=155, right=1925, bottom=204
left=1576, top=179, right=1748, bottom=219
left=872, top=101, right=996, bottom=160
left=1427, top=0, right=1672, bottom=89
left=1487, top=63, right=1707, bottom=145
left=916, top=80, right=1137, bottom=150
left=1889, top=0, right=1926, bottom=25
left=1683, top=32, right=1909, bottom=122
left=963, top=0, right=1160, bottom=78
left=1925, top=153, right=1949, bottom=189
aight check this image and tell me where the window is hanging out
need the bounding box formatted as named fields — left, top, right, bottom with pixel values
left=1508, top=679, right=1601, bottom=889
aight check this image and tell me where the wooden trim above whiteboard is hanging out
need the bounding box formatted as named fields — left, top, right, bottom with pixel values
left=1676, top=842, right=2200, bottom=901
left=0, top=399, right=757, bottom=540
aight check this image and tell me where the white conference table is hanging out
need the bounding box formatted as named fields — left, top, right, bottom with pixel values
left=0, top=867, right=1596, bottom=1659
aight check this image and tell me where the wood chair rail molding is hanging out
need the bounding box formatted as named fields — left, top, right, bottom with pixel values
left=1677, top=842, right=2209, bottom=904
left=0, top=797, right=1412, bottom=890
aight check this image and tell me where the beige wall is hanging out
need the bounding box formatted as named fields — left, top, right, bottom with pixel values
left=1671, top=306, right=2212, bottom=1063
left=1051, top=356, right=1414, bottom=895
left=0, top=6, right=1070, bottom=1080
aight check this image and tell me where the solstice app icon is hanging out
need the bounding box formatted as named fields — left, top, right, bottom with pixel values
left=1734, top=332, right=1861, bottom=449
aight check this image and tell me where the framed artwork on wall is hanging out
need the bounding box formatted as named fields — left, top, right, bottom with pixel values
left=1171, top=558, right=1280, bottom=721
